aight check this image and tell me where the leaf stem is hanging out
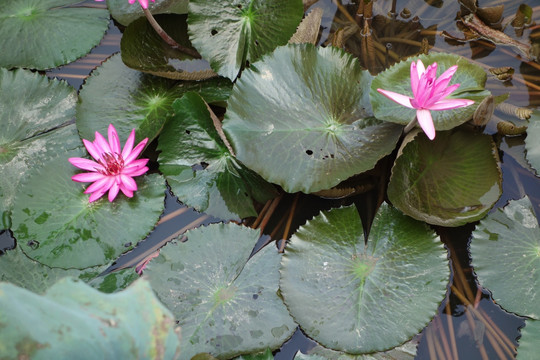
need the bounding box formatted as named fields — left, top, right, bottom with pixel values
left=142, top=8, right=201, bottom=59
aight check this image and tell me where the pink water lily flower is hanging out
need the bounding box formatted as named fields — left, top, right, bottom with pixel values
left=377, top=59, right=475, bottom=140
left=69, top=124, right=149, bottom=203
left=94, top=0, right=155, bottom=9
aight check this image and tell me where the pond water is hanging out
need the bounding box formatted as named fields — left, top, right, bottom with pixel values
left=1, top=0, right=540, bottom=359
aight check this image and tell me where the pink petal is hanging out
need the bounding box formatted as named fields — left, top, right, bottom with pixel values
left=125, top=158, right=149, bottom=169
left=122, top=165, right=149, bottom=177
left=121, top=129, right=136, bottom=160
left=82, top=139, right=103, bottom=162
left=108, top=124, right=121, bottom=154
left=417, top=109, right=436, bottom=140
left=124, top=138, right=148, bottom=165
left=108, top=181, right=120, bottom=202
left=376, top=89, right=415, bottom=109
left=119, top=183, right=134, bottom=198
left=432, top=65, right=458, bottom=95
left=72, top=172, right=106, bottom=183
left=85, top=176, right=114, bottom=194
left=94, top=130, right=112, bottom=155
left=415, top=59, right=426, bottom=78
left=428, top=98, right=475, bottom=111
left=89, top=189, right=107, bottom=202
left=410, top=61, right=420, bottom=98
left=120, top=174, right=138, bottom=191
left=69, top=157, right=104, bottom=172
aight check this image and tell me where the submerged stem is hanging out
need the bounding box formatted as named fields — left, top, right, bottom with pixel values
left=142, top=8, right=201, bottom=59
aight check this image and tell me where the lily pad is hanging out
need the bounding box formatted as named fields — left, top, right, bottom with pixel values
left=470, top=196, right=540, bottom=319
left=0, top=277, right=181, bottom=359
left=223, top=44, right=403, bottom=194
left=188, top=0, right=304, bottom=80
left=77, top=54, right=232, bottom=145
left=525, top=111, right=540, bottom=175
left=387, top=129, right=502, bottom=227
left=146, top=223, right=296, bottom=359
left=106, top=0, right=188, bottom=26
left=0, top=68, right=79, bottom=230
left=280, top=204, right=449, bottom=354
left=121, top=14, right=216, bottom=80
left=298, top=340, right=418, bottom=359
left=158, top=92, right=278, bottom=221
left=11, top=155, right=165, bottom=269
left=0, top=0, right=109, bottom=70
left=0, top=246, right=138, bottom=294
left=370, top=53, right=490, bottom=131
left=518, top=319, right=540, bottom=360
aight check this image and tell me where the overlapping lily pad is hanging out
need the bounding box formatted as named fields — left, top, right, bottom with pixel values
left=0, top=68, right=79, bottom=230
left=370, top=53, right=490, bottom=130
left=0, top=278, right=181, bottom=359
left=525, top=111, right=540, bottom=175
left=280, top=204, right=449, bottom=354
left=106, top=0, right=188, bottom=26
left=0, top=0, right=109, bottom=69
left=77, top=54, right=232, bottom=145
left=121, top=14, right=216, bottom=80
left=146, top=223, right=296, bottom=359
left=223, top=44, right=403, bottom=194
left=518, top=319, right=540, bottom=360
left=158, top=92, right=278, bottom=221
left=11, top=155, right=165, bottom=269
left=188, top=0, right=304, bottom=80
left=297, top=340, right=417, bottom=359
left=0, top=246, right=138, bottom=294
left=470, top=196, right=540, bottom=319
left=387, top=129, right=502, bottom=226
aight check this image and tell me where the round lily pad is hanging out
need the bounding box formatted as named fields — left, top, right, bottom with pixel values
left=106, top=0, right=188, bottom=26
left=470, top=196, right=540, bottom=319
left=525, top=111, right=540, bottom=175
left=518, top=319, right=540, bottom=360
left=280, top=204, right=449, bottom=354
left=387, top=129, right=502, bottom=226
left=223, top=44, right=403, bottom=194
left=0, top=246, right=138, bottom=294
left=146, top=223, right=296, bottom=359
left=121, top=14, right=216, bottom=80
left=77, top=54, right=232, bottom=145
left=158, top=92, right=278, bottom=221
left=188, top=0, right=304, bottom=80
left=0, top=68, right=79, bottom=229
left=370, top=53, right=490, bottom=131
left=0, top=0, right=109, bottom=70
left=11, top=155, right=166, bottom=269
left=0, top=278, right=181, bottom=359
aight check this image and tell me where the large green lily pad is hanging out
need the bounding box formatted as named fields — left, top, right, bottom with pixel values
left=525, top=111, right=540, bottom=175
left=188, top=0, right=304, bottom=80
left=121, top=14, right=216, bottom=80
left=0, top=277, right=181, bottom=359
left=387, top=129, right=502, bottom=226
left=518, top=319, right=540, bottom=360
left=223, top=44, right=403, bottom=194
left=77, top=54, right=232, bottom=145
left=0, top=0, right=109, bottom=70
left=280, top=204, right=449, bottom=354
left=158, top=92, right=278, bottom=221
left=0, top=68, right=79, bottom=230
left=0, top=246, right=139, bottom=294
left=370, top=53, right=490, bottom=130
left=11, top=155, right=165, bottom=269
left=146, top=223, right=296, bottom=359
left=297, top=340, right=417, bottom=359
left=106, top=0, right=188, bottom=26
left=470, top=196, right=540, bottom=319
